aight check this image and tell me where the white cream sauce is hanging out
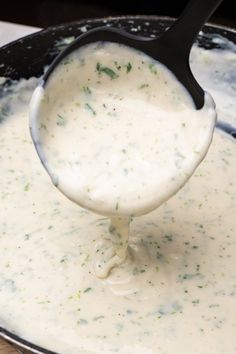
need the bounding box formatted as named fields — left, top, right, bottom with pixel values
left=30, top=42, right=216, bottom=217
left=0, top=35, right=236, bottom=354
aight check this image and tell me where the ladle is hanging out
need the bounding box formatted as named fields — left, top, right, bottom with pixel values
left=29, top=0, right=221, bottom=217
left=40, top=0, right=223, bottom=109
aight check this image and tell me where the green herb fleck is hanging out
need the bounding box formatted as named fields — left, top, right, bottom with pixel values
left=96, top=62, right=119, bottom=79
left=24, top=183, right=30, bottom=191
left=178, top=273, right=202, bottom=282
left=139, top=83, right=149, bottom=89
left=192, top=299, right=200, bottom=305
left=62, top=57, right=73, bottom=65
left=56, top=114, right=66, bottom=126
left=132, top=267, right=146, bottom=275
left=85, top=103, right=96, bottom=116
left=40, top=123, right=47, bottom=130
left=126, top=62, right=132, bottom=73
left=60, top=256, right=68, bottom=263
left=83, top=86, right=92, bottom=94
left=149, top=63, right=158, bottom=74
left=84, top=287, right=92, bottom=293
left=114, top=61, right=121, bottom=70
left=93, top=315, right=105, bottom=321
left=24, top=233, right=31, bottom=240
left=163, top=234, right=173, bottom=242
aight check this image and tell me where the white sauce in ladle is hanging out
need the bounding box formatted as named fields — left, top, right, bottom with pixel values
left=30, top=42, right=215, bottom=217
left=30, top=42, right=216, bottom=276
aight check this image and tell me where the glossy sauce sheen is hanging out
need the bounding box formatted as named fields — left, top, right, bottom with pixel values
left=0, top=36, right=236, bottom=354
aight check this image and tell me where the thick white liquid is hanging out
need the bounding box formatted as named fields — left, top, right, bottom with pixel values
left=0, top=35, right=236, bottom=354
left=30, top=42, right=216, bottom=217
left=30, top=42, right=216, bottom=277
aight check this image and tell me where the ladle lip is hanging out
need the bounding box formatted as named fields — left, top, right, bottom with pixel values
left=41, top=26, right=156, bottom=87
left=40, top=23, right=205, bottom=109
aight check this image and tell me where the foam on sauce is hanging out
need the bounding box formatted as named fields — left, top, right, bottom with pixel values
left=0, top=36, right=236, bottom=354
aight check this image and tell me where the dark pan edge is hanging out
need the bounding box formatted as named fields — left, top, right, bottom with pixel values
left=1, top=14, right=235, bottom=52
left=0, top=327, right=57, bottom=354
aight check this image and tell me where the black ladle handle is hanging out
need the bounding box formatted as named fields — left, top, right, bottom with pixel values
left=43, top=0, right=223, bottom=109
left=164, top=0, right=223, bottom=57
left=148, top=0, right=223, bottom=108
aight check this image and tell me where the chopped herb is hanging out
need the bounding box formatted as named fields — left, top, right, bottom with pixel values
left=24, top=183, right=30, bottom=191
left=24, top=233, right=31, bottom=240
left=126, top=309, right=134, bottom=315
left=93, top=315, right=105, bottom=321
left=114, top=61, right=122, bottom=70
left=126, top=62, right=132, bottom=73
left=163, top=234, right=173, bottom=242
left=132, top=267, right=146, bottom=275
left=149, top=63, right=158, bottom=74
left=83, top=86, right=92, bottom=94
left=209, top=304, right=220, bottom=308
left=83, top=287, right=92, bottom=293
left=56, top=114, right=66, bottom=126
left=62, top=57, right=73, bottom=65
left=60, top=256, right=68, bottom=263
left=178, top=273, right=202, bottom=282
left=192, top=299, right=200, bottom=305
left=139, top=84, right=149, bottom=89
left=96, top=62, right=119, bottom=79
left=40, top=123, right=47, bottom=130
left=156, top=252, right=164, bottom=260
left=85, top=103, right=96, bottom=116
left=38, top=300, right=51, bottom=305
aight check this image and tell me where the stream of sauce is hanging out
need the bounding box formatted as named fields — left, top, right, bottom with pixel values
left=0, top=35, right=236, bottom=354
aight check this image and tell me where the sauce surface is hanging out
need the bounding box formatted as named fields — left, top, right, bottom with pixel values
left=30, top=42, right=215, bottom=217
left=0, top=34, right=236, bottom=354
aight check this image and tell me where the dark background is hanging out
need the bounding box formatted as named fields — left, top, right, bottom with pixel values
left=0, top=0, right=235, bottom=28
